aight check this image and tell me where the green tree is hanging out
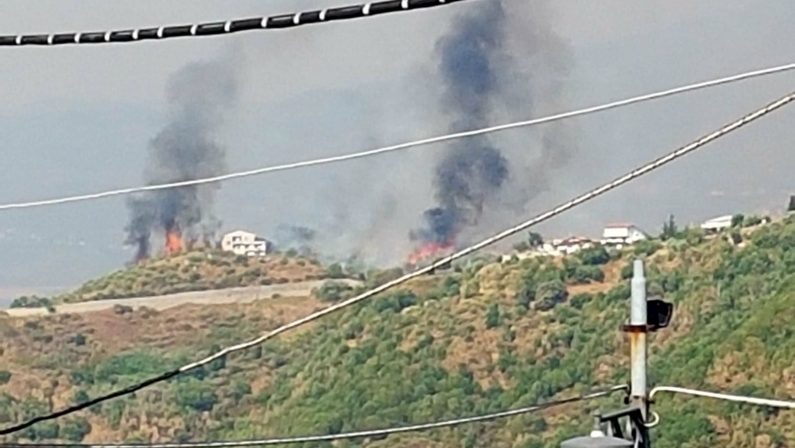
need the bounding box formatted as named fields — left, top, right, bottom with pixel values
left=0, top=371, right=10, bottom=385
left=485, top=303, right=501, bottom=329
left=731, top=214, right=745, bottom=227
left=528, top=232, right=544, bottom=248
left=661, top=214, right=678, bottom=240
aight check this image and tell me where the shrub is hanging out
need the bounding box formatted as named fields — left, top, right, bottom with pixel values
left=633, top=239, right=661, bottom=256
left=230, top=380, right=252, bottom=403
left=10, top=295, right=53, bottom=309
left=620, top=263, right=634, bottom=280
left=485, top=303, right=501, bottom=329
left=60, top=417, right=91, bottom=442
left=517, top=278, right=536, bottom=311
left=70, top=333, right=87, bottom=346
left=112, top=304, right=133, bottom=315
left=327, top=263, right=345, bottom=279
left=176, top=380, right=218, bottom=412
left=314, top=281, right=354, bottom=302
left=34, top=421, right=60, bottom=440
left=0, top=370, right=11, bottom=384
left=743, top=215, right=763, bottom=227
left=374, top=290, right=417, bottom=313
left=569, top=265, right=604, bottom=284
left=535, top=280, right=568, bottom=311
left=73, top=390, right=90, bottom=404
left=94, top=351, right=164, bottom=384
left=569, top=293, right=592, bottom=309
left=368, top=267, right=405, bottom=287
left=578, top=246, right=610, bottom=265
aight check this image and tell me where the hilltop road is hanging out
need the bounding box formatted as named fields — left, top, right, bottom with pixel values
left=3, top=279, right=361, bottom=317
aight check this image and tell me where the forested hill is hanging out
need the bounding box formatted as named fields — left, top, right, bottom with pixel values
left=1, top=216, right=793, bottom=447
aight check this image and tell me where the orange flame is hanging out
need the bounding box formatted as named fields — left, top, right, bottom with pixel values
left=165, top=230, right=183, bottom=255
left=407, top=241, right=454, bottom=266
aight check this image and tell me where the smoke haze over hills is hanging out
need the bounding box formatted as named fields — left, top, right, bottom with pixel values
left=0, top=0, right=793, bottom=291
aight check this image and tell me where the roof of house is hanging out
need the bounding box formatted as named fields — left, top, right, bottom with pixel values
left=702, top=214, right=734, bottom=224
left=557, top=236, right=595, bottom=245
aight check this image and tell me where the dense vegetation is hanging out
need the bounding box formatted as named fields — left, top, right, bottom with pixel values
left=28, top=250, right=329, bottom=305
left=1, top=216, right=793, bottom=447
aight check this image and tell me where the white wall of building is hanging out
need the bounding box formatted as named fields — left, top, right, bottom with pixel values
left=221, top=230, right=270, bottom=257
left=700, top=215, right=733, bottom=233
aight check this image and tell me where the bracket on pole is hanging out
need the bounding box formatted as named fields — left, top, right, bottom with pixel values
left=599, top=406, right=649, bottom=447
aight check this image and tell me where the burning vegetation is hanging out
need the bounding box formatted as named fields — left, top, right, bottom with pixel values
left=125, top=58, right=238, bottom=262
left=409, top=1, right=509, bottom=264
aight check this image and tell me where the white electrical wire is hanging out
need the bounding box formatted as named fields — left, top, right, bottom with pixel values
left=1, top=62, right=794, bottom=212
left=650, top=386, right=795, bottom=409
left=0, top=386, right=627, bottom=447
left=3, top=90, right=791, bottom=437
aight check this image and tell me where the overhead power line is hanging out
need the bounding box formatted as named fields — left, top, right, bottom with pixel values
left=1, top=62, right=794, bottom=212
left=0, top=0, right=466, bottom=48
left=2, top=90, right=791, bottom=436
left=650, top=386, right=795, bottom=409
left=0, top=386, right=627, bottom=447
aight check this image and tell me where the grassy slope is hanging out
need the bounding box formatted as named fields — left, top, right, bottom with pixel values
left=1, top=217, right=793, bottom=447
left=52, top=250, right=329, bottom=303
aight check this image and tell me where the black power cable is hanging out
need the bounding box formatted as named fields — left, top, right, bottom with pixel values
left=0, top=0, right=467, bottom=47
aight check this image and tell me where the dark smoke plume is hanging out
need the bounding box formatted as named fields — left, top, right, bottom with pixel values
left=411, top=0, right=573, bottom=249
left=412, top=1, right=509, bottom=245
left=125, top=58, right=238, bottom=259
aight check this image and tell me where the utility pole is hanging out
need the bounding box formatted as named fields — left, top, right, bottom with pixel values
left=628, top=259, right=648, bottom=422
left=562, top=258, right=672, bottom=448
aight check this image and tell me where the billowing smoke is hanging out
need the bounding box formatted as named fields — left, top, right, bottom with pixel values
left=411, top=0, right=572, bottom=250
left=125, top=57, right=238, bottom=260
left=274, top=224, right=317, bottom=255
left=412, top=1, right=510, bottom=246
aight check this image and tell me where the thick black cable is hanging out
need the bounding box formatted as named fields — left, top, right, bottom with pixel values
left=0, top=0, right=466, bottom=47
left=0, top=369, right=180, bottom=436
left=0, top=385, right=628, bottom=447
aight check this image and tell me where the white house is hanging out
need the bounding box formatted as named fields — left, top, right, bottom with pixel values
left=221, top=230, right=270, bottom=257
left=552, top=236, right=597, bottom=255
left=601, top=223, right=648, bottom=248
left=700, top=215, right=733, bottom=233
left=501, top=236, right=596, bottom=262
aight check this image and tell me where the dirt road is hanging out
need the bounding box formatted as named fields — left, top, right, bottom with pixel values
left=2, top=279, right=361, bottom=317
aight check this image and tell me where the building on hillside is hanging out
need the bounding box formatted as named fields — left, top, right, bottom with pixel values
left=551, top=236, right=597, bottom=255
left=601, top=223, right=648, bottom=248
left=221, top=230, right=270, bottom=257
left=502, top=236, right=596, bottom=262
left=700, top=215, right=733, bottom=234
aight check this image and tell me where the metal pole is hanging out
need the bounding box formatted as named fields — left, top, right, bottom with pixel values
left=630, top=259, right=647, bottom=408
left=629, top=259, right=649, bottom=447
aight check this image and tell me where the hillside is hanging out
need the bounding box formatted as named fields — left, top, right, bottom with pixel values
left=1, top=216, right=794, bottom=447
left=12, top=250, right=330, bottom=306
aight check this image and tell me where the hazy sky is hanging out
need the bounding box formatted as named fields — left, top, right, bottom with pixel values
left=1, top=0, right=793, bottom=300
